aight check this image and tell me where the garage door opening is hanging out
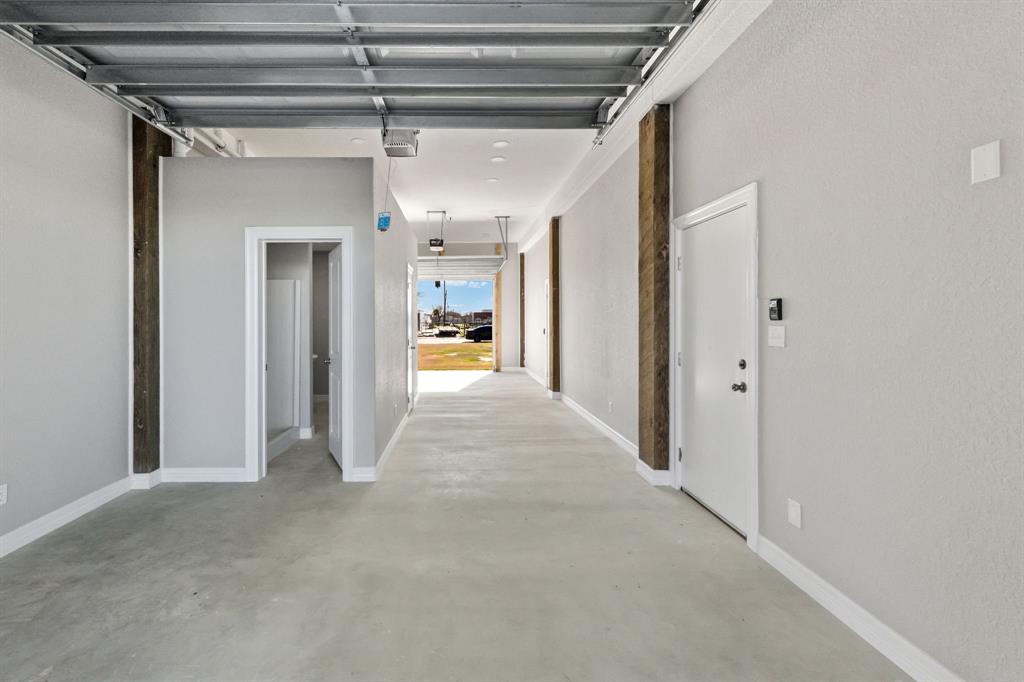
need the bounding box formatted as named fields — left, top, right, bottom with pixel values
left=417, top=278, right=494, bottom=391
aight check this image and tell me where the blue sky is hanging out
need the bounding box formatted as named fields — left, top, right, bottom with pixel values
left=418, top=279, right=493, bottom=314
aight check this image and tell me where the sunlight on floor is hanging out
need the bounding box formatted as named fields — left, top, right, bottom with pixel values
left=417, top=370, right=491, bottom=393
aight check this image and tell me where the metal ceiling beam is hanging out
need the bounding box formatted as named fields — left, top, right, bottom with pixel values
left=168, top=108, right=600, bottom=129
left=87, top=65, right=642, bottom=87
left=0, top=2, right=692, bottom=27
left=116, top=84, right=628, bottom=99
left=34, top=29, right=671, bottom=49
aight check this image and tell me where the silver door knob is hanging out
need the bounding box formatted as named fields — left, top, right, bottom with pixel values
left=324, top=358, right=332, bottom=365
left=731, top=382, right=747, bottom=393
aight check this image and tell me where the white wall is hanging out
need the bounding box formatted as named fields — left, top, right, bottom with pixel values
left=522, top=241, right=549, bottom=385
left=161, top=158, right=379, bottom=469
left=558, top=143, right=640, bottom=445
left=499, top=242, right=520, bottom=368
left=266, top=243, right=313, bottom=433
left=374, top=187, right=417, bottom=458
left=0, top=38, right=130, bottom=535
left=672, top=2, right=1023, bottom=679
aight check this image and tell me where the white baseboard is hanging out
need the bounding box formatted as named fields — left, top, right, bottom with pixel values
left=344, top=466, right=377, bottom=483
left=160, top=467, right=249, bottom=483
left=0, top=476, right=131, bottom=558
left=560, top=394, right=639, bottom=460
left=548, top=390, right=561, bottom=400
left=758, top=537, right=961, bottom=682
left=524, top=366, right=546, bottom=388
left=131, top=470, right=162, bottom=490
left=375, top=413, right=408, bottom=480
left=299, top=426, right=315, bottom=439
left=267, top=427, right=300, bottom=462
left=635, top=458, right=674, bottom=486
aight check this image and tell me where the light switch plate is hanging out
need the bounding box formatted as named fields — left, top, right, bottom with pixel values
left=971, top=140, right=1001, bottom=184
left=0, top=483, right=7, bottom=506
left=768, top=325, right=786, bottom=348
left=787, top=498, right=802, bottom=528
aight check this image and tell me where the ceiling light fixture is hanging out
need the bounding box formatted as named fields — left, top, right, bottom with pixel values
left=492, top=140, right=510, bottom=149
left=350, top=137, right=365, bottom=144
left=490, top=156, right=507, bottom=163
left=486, top=178, right=500, bottom=183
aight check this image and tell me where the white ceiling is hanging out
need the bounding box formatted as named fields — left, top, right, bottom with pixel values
left=228, top=127, right=594, bottom=243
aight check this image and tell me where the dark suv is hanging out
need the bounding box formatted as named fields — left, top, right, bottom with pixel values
left=465, top=325, right=492, bottom=342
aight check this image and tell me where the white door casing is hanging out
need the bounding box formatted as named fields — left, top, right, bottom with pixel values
left=328, top=244, right=345, bottom=470
left=673, top=183, right=759, bottom=548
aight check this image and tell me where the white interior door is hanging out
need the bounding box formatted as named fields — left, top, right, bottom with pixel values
left=406, top=265, right=416, bottom=413
left=680, top=193, right=756, bottom=535
left=327, top=245, right=344, bottom=469
left=266, top=280, right=300, bottom=437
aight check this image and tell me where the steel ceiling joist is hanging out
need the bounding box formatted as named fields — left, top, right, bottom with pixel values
left=115, top=84, right=629, bottom=99
left=170, top=108, right=600, bottom=129
left=33, top=30, right=671, bottom=49
left=86, top=65, right=643, bottom=88
left=0, top=2, right=696, bottom=27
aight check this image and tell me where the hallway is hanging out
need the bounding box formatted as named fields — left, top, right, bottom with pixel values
left=0, top=373, right=901, bottom=681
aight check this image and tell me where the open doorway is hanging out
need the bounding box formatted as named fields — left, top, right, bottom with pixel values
left=416, top=277, right=494, bottom=392
left=244, top=227, right=354, bottom=482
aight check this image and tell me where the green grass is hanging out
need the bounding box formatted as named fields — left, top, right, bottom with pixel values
left=418, top=342, right=493, bottom=370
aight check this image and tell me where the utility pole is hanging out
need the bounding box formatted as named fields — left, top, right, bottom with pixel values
left=442, top=281, right=448, bottom=326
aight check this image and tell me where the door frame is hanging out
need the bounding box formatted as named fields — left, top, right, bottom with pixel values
left=244, top=226, right=354, bottom=482
left=406, top=263, right=416, bottom=412
left=670, top=182, right=759, bottom=551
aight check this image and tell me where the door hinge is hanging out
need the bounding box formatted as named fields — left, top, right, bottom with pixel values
left=678, top=447, right=682, bottom=462
left=676, top=255, right=682, bottom=271
left=676, top=351, right=682, bottom=367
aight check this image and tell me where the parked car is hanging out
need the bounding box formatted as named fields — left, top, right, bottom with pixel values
left=436, top=326, right=459, bottom=338
left=465, top=325, right=492, bottom=342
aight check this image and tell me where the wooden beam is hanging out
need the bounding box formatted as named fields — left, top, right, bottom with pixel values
left=132, top=117, right=171, bottom=475
left=493, top=242, right=502, bottom=372
left=519, top=252, right=526, bottom=368
left=637, top=104, right=671, bottom=472
left=548, top=217, right=561, bottom=394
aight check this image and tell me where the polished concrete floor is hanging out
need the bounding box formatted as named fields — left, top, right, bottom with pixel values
left=0, top=372, right=904, bottom=681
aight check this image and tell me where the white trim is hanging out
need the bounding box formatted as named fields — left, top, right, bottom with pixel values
left=758, top=537, right=962, bottom=682
left=0, top=477, right=131, bottom=558
left=561, top=394, right=638, bottom=459
left=131, top=469, right=162, bottom=490
left=244, top=226, right=355, bottom=484
left=160, top=467, right=249, bottom=483
left=635, top=459, right=674, bottom=487
left=267, top=426, right=300, bottom=462
left=375, top=412, right=408, bottom=480
left=126, top=112, right=135, bottom=481
left=346, top=466, right=378, bottom=483
left=672, top=182, right=760, bottom=551
left=158, top=157, right=166, bottom=471
left=548, top=390, right=561, bottom=401
left=515, top=0, right=771, bottom=249
left=299, top=426, right=315, bottom=439
left=524, top=365, right=546, bottom=388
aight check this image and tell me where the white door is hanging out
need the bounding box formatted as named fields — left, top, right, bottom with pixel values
left=406, top=265, right=416, bottom=413
left=266, top=280, right=300, bottom=437
left=327, top=245, right=344, bottom=470
left=679, top=188, right=757, bottom=535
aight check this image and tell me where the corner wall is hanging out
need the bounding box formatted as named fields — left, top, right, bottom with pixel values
left=161, top=158, right=378, bottom=470
left=0, top=38, right=131, bottom=536
left=672, top=2, right=1023, bottom=678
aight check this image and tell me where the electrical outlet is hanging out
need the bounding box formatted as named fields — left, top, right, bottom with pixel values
left=787, top=498, right=802, bottom=529
left=0, top=483, right=7, bottom=506
left=607, top=401, right=614, bottom=414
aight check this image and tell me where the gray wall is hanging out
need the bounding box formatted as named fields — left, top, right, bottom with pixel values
left=672, top=1, right=1023, bottom=678
left=374, top=189, right=417, bottom=458
left=312, top=252, right=330, bottom=396
left=266, top=243, right=313, bottom=432
left=162, top=158, right=378, bottom=469
left=522, top=242, right=548, bottom=383
left=0, top=38, right=130, bottom=534
left=559, top=142, right=640, bottom=445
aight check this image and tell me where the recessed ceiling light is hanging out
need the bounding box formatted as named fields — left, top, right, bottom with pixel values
left=350, top=137, right=365, bottom=144
left=486, top=177, right=500, bottom=183
left=492, top=140, right=511, bottom=149
left=490, top=156, right=507, bottom=163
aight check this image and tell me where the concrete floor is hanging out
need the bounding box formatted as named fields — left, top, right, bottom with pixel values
left=0, top=372, right=904, bottom=681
